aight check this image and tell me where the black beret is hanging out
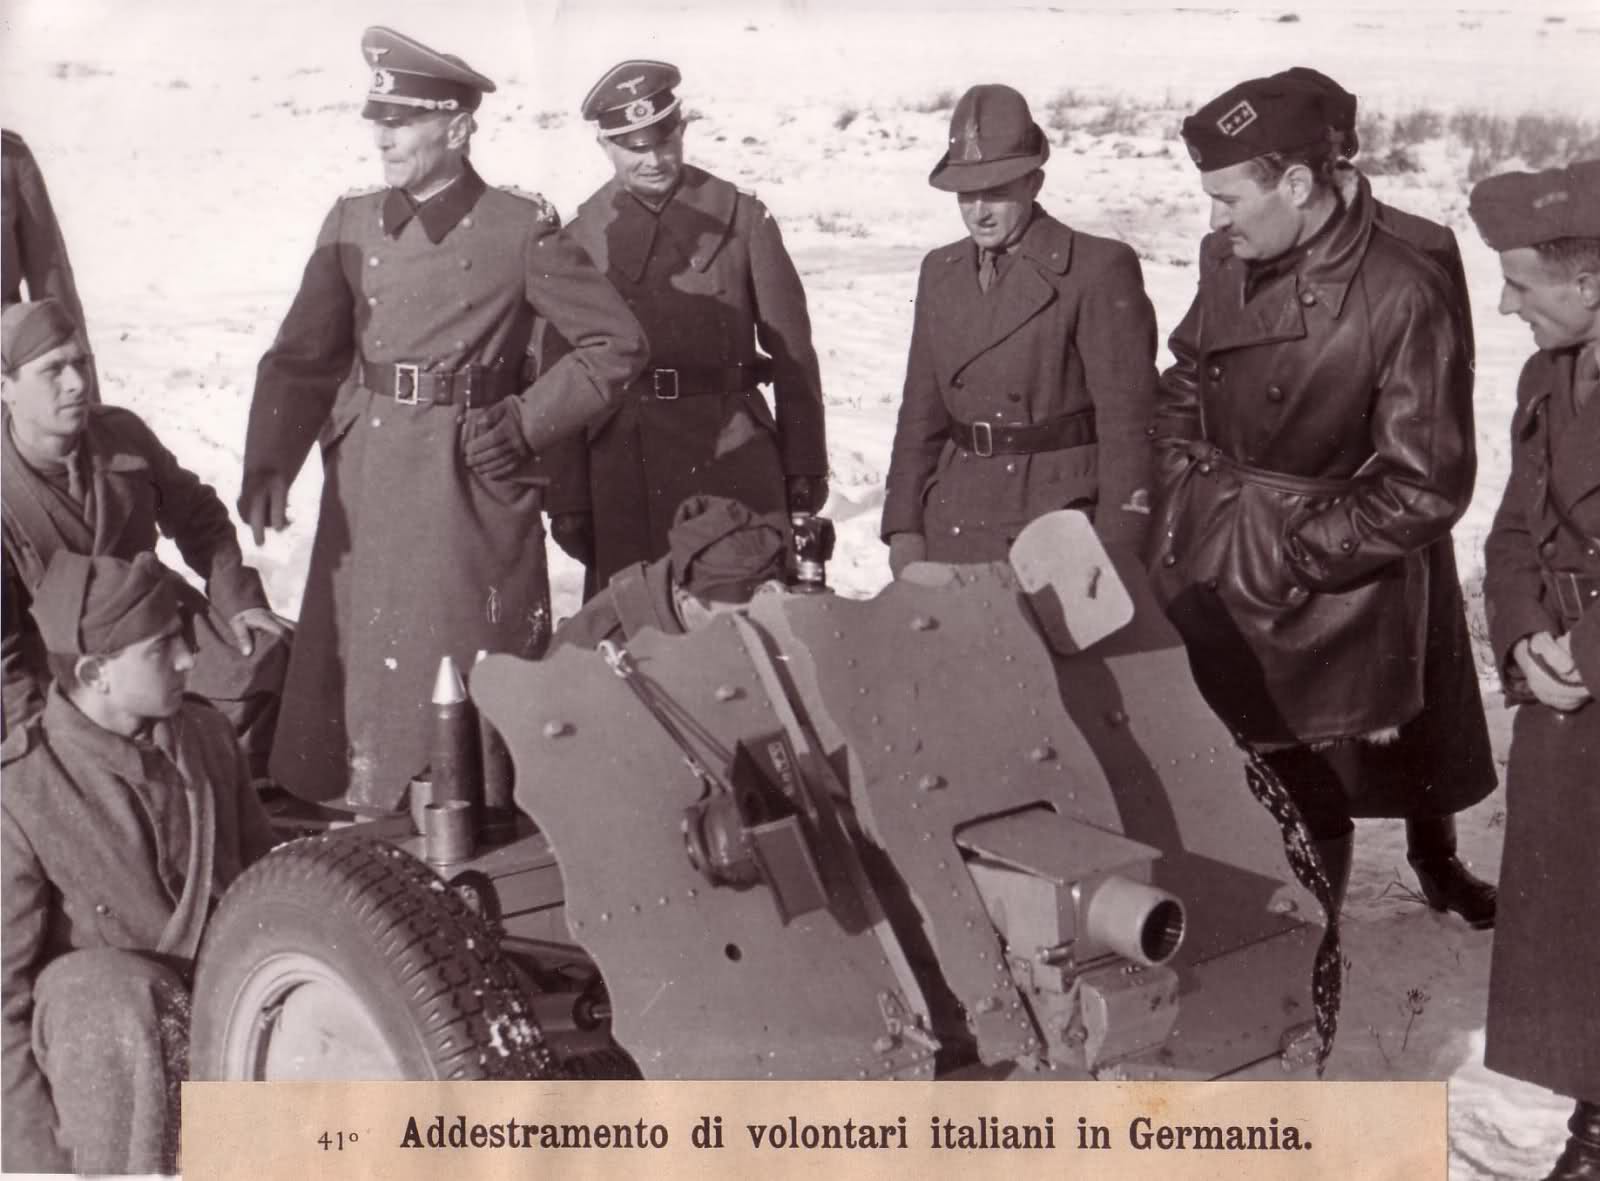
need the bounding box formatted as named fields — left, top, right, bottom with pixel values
left=1181, top=77, right=1332, bottom=171
left=1470, top=159, right=1600, bottom=250
left=1273, top=67, right=1357, bottom=134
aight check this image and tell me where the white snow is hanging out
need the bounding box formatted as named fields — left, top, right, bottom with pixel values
left=4, top=1, right=1596, bottom=1176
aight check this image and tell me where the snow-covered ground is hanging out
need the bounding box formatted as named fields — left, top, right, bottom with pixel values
left=4, top=1, right=1597, bottom=1176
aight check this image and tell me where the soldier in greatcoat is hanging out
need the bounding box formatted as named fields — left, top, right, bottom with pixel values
left=880, top=84, right=1158, bottom=573
left=1472, top=159, right=1600, bottom=1181
left=2, top=552, right=278, bottom=1173
left=1146, top=76, right=1490, bottom=918
left=240, top=28, right=647, bottom=811
left=2, top=299, right=289, bottom=771
left=543, top=59, right=829, bottom=598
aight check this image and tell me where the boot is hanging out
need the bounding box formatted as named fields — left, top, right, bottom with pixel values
left=1405, top=815, right=1496, bottom=930
left=1545, top=1101, right=1600, bottom=1181
left=1311, top=831, right=1353, bottom=918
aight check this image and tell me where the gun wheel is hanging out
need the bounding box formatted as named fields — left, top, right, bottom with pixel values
left=190, top=835, right=556, bottom=1080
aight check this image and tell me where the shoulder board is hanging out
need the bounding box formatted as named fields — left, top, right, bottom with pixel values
left=341, top=184, right=384, bottom=200
left=737, top=185, right=758, bottom=200
left=499, top=186, right=561, bottom=228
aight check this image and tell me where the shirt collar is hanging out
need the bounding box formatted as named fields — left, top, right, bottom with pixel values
left=381, top=163, right=487, bottom=244
left=43, top=682, right=182, bottom=783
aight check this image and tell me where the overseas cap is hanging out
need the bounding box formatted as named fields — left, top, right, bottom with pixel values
left=361, top=26, right=496, bottom=121
left=669, top=496, right=787, bottom=603
left=1469, top=160, right=1600, bottom=250
left=1, top=298, right=77, bottom=372
left=929, top=84, right=1050, bottom=193
left=582, top=60, right=683, bottom=149
left=31, top=551, right=183, bottom=659
left=1181, top=77, right=1332, bottom=171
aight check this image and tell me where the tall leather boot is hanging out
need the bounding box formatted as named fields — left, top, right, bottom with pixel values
left=1545, top=1100, right=1600, bottom=1181
left=1311, top=831, right=1353, bottom=918
left=1405, top=815, right=1496, bottom=929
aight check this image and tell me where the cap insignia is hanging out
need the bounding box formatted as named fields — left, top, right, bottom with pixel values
left=626, top=97, right=654, bottom=122
left=1532, top=190, right=1571, bottom=210
left=617, top=75, right=648, bottom=96
left=956, top=110, right=983, bottom=159
left=1218, top=100, right=1258, bottom=137
left=371, top=68, right=396, bottom=94
left=364, top=45, right=389, bottom=64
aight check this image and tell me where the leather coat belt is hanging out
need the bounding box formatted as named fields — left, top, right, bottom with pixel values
left=1178, top=440, right=1358, bottom=498
left=361, top=359, right=519, bottom=408
left=949, top=408, right=1096, bottom=458
left=636, top=362, right=770, bottom=400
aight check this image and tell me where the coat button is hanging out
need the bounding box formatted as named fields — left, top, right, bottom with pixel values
left=950, top=525, right=962, bottom=536
left=1005, top=462, right=1016, bottom=473
left=1198, top=462, right=1212, bottom=475
left=1206, top=364, right=1222, bottom=380
left=1340, top=539, right=1354, bottom=552
left=1161, top=554, right=1177, bottom=567
left=953, top=377, right=965, bottom=389
left=368, top=256, right=380, bottom=267
left=460, top=258, right=472, bottom=270
left=462, top=215, right=474, bottom=229
left=367, top=295, right=378, bottom=307
left=1299, top=290, right=1317, bottom=306
left=1541, top=541, right=1559, bottom=559
left=1145, top=425, right=1157, bottom=437
left=94, top=903, right=110, bottom=915
left=1267, top=385, right=1284, bottom=402
left=1205, top=577, right=1219, bottom=591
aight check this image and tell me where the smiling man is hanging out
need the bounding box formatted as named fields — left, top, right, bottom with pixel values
left=2, top=551, right=277, bottom=1173
left=2, top=298, right=289, bottom=773
left=539, top=59, right=828, bottom=599
left=881, top=83, right=1158, bottom=575
left=1145, top=76, right=1482, bottom=919
left=241, top=28, right=646, bottom=811
left=1472, top=159, right=1600, bottom=1181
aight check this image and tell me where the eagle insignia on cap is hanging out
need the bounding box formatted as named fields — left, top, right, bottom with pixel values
left=617, top=75, right=647, bottom=96
left=1217, top=100, right=1258, bottom=137
left=955, top=110, right=983, bottom=160
left=371, top=68, right=396, bottom=94
left=1532, top=189, right=1571, bottom=210
left=626, top=97, right=654, bottom=122
left=364, top=45, right=389, bottom=63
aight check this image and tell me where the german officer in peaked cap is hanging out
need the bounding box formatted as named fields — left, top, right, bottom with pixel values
left=538, top=58, right=829, bottom=599
left=881, top=84, right=1158, bottom=574
left=1474, top=159, right=1600, bottom=1181
left=1147, top=75, right=1488, bottom=922
left=240, top=27, right=647, bottom=812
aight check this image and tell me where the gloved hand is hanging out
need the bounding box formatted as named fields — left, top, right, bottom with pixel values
left=229, top=607, right=295, bottom=656
left=1512, top=631, right=1591, bottom=711
left=238, top=470, right=290, bottom=546
left=887, top=532, right=927, bottom=578
left=463, top=400, right=531, bottom=479
left=786, top=474, right=828, bottom=514
left=550, top=512, right=595, bottom=566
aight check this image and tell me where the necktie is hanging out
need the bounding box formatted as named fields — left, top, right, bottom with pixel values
left=978, top=248, right=998, bottom=293
left=1576, top=347, right=1600, bottom=413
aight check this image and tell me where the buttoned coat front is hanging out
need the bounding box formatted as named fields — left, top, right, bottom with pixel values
left=545, top=166, right=828, bottom=593
left=880, top=207, right=1158, bottom=557
left=243, top=167, right=646, bottom=809
left=1147, top=181, right=1477, bottom=749
left=1481, top=345, right=1600, bottom=1099
left=1, top=691, right=276, bottom=1171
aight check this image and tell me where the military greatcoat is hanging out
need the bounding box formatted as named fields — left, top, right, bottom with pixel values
left=1, top=689, right=276, bottom=1171
left=545, top=165, right=828, bottom=593
left=1482, top=345, right=1600, bottom=1099
left=243, top=165, right=646, bottom=809
left=1147, top=181, right=1481, bottom=770
left=880, top=206, right=1158, bottom=557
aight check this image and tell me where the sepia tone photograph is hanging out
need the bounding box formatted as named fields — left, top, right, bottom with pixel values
left=1, top=0, right=1596, bottom=1176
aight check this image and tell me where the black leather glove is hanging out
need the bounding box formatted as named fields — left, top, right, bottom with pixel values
left=238, top=470, right=290, bottom=546
left=786, top=474, right=828, bottom=514
left=550, top=512, right=595, bottom=566
left=463, top=400, right=531, bottom=479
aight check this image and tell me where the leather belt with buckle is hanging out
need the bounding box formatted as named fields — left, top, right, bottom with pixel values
left=639, top=363, right=769, bottom=400
left=361, top=359, right=517, bottom=408
left=1547, top=568, right=1600, bottom=623
left=949, top=408, right=1097, bottom=458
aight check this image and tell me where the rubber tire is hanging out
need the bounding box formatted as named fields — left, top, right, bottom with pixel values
left=190, top=835, right=556, bottom=1081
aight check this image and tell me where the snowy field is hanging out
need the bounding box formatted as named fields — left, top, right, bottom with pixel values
left=4, top=0, right=1598, bottom=1176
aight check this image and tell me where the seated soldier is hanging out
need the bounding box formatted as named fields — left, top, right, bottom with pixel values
left=1, top=551, right=278, bottom=1173
left=551, top=495, right=790, bottom=650
left=1, top=298, right=290, bottom=773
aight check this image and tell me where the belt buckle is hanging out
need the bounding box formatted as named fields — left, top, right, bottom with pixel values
left=652, top=369, right=680, bottom=400
left=971, top=420, right=994, bottom=458
left=393, top=363, right=421, bottom=406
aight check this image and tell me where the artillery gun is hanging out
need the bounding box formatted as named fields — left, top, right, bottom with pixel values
left=188, top=511, right=1337, bottom=1082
